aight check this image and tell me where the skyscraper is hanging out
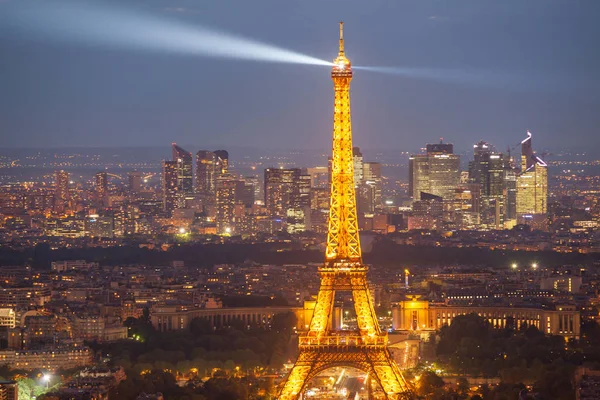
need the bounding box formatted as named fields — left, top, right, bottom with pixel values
left=162, top=160, right=178, bottom=214
left=352, top=147, right=363, bottom=188
left=409, top=140, right=460, bottom=201
left=363, top=161, right=382, bottom=209
left=95, top=172, right=108, bottom=208
left=264, top=168, right=311, bottom=232
left=516, top=131, right=548, bottom=226
left=196, top=150, right=217, bottom=197
left=172, top=144, right=193, bottom=198
left=215, top=177, right=237, bottom=235
left=128, top=171, right=142, bottom=194
left=54, top=170, right=70, bottom=214
left=215, top=176, right=253, bottom=235
left=214, top=150, right=229, bottom=175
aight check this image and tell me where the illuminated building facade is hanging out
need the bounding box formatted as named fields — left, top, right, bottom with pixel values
left=95, top=172, right=108, bottom=208
left=172, top=143, right=193, bottom=200
left=54, top=170, right=70, bottom=214
left=264, top=168, right=310, bottom=232
left=409, top=141, right=460, bottom=201
left=516, top=131, right=548, bottom=228
left=393, top=298, right=580, bottom=339
left=161, top=160, right=178, bottom=214
left=196, top=150, right=217, bottom=197
left=279, top=23, right=411, bottom=400
left=214, top=150, right=229, bottom=175
left=215, top=177, right=252, bottom=235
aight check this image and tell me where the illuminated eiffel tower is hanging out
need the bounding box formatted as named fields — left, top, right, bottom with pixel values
left=278, top=23, right=413, bottom=400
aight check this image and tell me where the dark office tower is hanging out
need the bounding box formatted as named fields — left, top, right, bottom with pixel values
left=172, top=144, right=193, bottom=197
left=352, top=147, right=363, bottom=187
left=54, top=170, right=70, bottom=214
left=468, top=141, right=492, bottom=186
left=162, top=160, right=179, bottom=214
left=504, top=166, right=517, bottom=221
left=426, top=141, right=454, bottom=154
left=128, top=171, right=141, bottom=193
left=196, top=150, right=217, bottom=196
left=244, top=175, right=262, bottom=203
left=214, top=150, right=229, bottom=175
left=95, top=172, right=108, bottom=207
left=360, top=162, right=382, bottom=213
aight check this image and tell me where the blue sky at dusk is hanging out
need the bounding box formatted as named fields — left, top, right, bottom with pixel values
left=1, top=0, right=599, bottom=152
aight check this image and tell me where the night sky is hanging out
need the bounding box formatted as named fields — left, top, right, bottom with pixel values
left=1, top=0, right=599, bottom=152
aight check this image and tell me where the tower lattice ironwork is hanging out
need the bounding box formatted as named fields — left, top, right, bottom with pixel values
left=278, top=23, right=413, bottom=400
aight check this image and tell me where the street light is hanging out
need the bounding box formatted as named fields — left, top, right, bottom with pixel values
left=511, top=263, right=517, bottom=270
left=532, top=263, right=538, bottom=270
left=42, top=373, right=51, bottom=389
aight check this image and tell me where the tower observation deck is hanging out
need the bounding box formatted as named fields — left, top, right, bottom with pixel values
left=277, top=23, right=413, bottom=400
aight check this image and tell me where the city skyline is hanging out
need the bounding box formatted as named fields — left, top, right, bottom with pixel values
left=2, top=0, right=600, bottom=151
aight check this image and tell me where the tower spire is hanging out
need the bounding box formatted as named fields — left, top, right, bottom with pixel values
left=339, top=21, right=344, bottom=55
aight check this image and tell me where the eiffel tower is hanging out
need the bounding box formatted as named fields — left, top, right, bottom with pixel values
left=278, top=23, right=413, bottom=400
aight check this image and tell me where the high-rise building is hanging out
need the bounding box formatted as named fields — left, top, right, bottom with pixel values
left=409, top=140, right=460, bottom=201
left=172, top=144, right=193, bottom=198
left=243, top=175, right=261, bottom=204
left=355, top=162, right=382, bottom=214
left=128, top=171, right=142, bottom=194
left=0, top=380, right=18, bottom=400
left=215, top=177, right=237, bottom=235
left=305, top=167, right=329, bottom=189
left=54, top=170, right=70, bottom=214
left=214, top=150, right=229, bottom=175
left=468, top=141, right=493, bottom=186
left=516, top=131, right=548, bottom=226
left=95, top=172, right=108, bottom=208
left=214, top=176, right=253, bottom=235
left=352, top=147, right=363, bottom=188
left=264, top=168, right=311, bottom=232
left=468, top=141, right=520, bottom=229
left=196, top=150, right=217, bottom=197
left=161, top=160, right=178, bottom=214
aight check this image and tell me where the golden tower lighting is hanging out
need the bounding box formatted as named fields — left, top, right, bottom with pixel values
left=278, top=23, right=413, bottom=400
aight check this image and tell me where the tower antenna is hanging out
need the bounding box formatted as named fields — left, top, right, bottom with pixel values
left=339, top=21, right=344, bottom=55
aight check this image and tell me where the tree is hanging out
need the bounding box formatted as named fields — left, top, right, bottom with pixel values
left=418, top=371, right=445, bottom=397
left=456, top=377, right=470, bottom=396
left=191, top=318, right=213, bottom=335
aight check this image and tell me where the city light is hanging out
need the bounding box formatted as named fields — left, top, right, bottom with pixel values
left=512, top=263, right=518, bottom=269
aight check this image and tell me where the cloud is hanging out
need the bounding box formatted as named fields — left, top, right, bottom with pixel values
left=164, top=7, right=198, bottom=14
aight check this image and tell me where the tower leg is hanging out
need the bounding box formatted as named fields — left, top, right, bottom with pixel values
left=369, top=349, right=412, bottom=400
left=278, top=352, right=314, bottom=400
left=307, top=275, right=335, bottom=333
left=351, top=275, right=380, bottom=335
